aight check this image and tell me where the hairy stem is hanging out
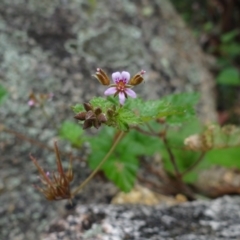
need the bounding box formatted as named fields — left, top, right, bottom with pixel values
left=71, top=131, right=125, bottom=196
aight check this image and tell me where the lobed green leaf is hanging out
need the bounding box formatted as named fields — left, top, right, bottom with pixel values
left=59, top=121, right=84, bottom=148
left=88, top=127, right=139, bottom=192
left=126, top=92, right=199, bottom=125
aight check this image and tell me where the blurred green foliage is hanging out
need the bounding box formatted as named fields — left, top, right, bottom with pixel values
left=0, top=84, right=8, bottom=105
left=217, top=68, right=240, bottom=86
left=59, top=121, right=84, bottom=148
left=171, top=0, right=240, bottom=123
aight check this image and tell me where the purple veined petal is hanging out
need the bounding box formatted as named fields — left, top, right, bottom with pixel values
left=119, top=92, right=126, bottom=105
left=121, top=71, right=130, bottom=83
left=104, top=87, right=117, bottom=96
left=125, top=88, right=137, bottom=98
left=112, top=72, right=121, bottom=83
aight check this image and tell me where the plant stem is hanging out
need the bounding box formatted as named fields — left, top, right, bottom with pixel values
left=71, top=131, right=125, bottom=197
left=162, top=135, right=180, bottom=178
left=181, top=152, right=205, bottom=176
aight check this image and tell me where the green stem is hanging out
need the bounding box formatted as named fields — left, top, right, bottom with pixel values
left=71, top=131, right=125, bottom=197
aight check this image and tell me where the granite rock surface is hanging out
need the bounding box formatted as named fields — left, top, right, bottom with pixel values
left=42, top=196, right=240, bottom=240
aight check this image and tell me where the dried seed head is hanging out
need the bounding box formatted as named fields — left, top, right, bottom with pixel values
left=83, top=120, right=93, bottom=129
left=97, top=113, right=107, bottom=123
left=30, top=142, right=74, bottom=201
left=75, top=103, right=107, bottom=130
left=85, top=110, right=96, bottom=120
left=83, top=102, right=93, bottom=111
left=74, top=112, right=86, bottom=120
left=93, top=119, right=100, bottom=129
left=94, top=107, right=102, bottom=115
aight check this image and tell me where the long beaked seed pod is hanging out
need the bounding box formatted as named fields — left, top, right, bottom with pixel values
left=93, top=68, right=111, bottom=86
left=129, top=70, right=146, bottom=86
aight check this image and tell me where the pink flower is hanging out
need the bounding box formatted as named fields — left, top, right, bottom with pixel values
left=28, top=99, right=36, bottom=106
left=104, top=71, right=136, bottom=105
left=94, top=69, right=145, bottom=105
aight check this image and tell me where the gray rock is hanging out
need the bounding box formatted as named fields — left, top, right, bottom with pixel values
left=42, top=196, right=240, bottom=240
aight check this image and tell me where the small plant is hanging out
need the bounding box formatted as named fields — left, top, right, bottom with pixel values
left=1, top=67, right=240, bottom=201
left=26, top=68, right=240, bottom=201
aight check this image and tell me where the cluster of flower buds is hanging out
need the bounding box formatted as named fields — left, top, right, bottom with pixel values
left=94, top=68, right=145, bottom=105
left=30, top=142, right=73, bottom=201
left=74, top=103, right=107, bottom=129
left=28, top=91, right=54, bottom=107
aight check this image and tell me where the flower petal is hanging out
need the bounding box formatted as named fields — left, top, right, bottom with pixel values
left=119, top=92, right=126, bottom=105
left=125, top=88, right=137, bottom=98
left=121, top=71, right=130, bottom=83
left=112, top=72, right=121, bottom=83
left=104, top=87, right=117, bottom=96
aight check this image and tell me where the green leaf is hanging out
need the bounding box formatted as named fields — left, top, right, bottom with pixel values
left=72, top=104, right=84, bottom=114
left=217, top=68, right=240, bottom=85
left=117, top=127, right=160, bottom=156
left=90, top=97, right=142, bottom=131
left=126, top=93, right=199, bottom=125
left=126, top=98, right=163, bottom=121
left=203, top=22, right=213, bottom=32
left=116, top=107, right=142, bottom=130
left=205, top=147, right=240, bottom=168
left=221, top=30, right=239, bottom=43
left=220, top=43, right=240, bottom=57
left=160, top=119, right=202, bottom=182
left=72, top=97, right=115, bottom=114
left=162, top=92, right=200, bottom=107
left=88, top=127, right=139, bottom=192
left=90, top=97, right=113, bottom=112
left=0, top=84, right=8, bottom=105
left=103, top=154, right=139, bottom=192
left=59, top=121, right=84, bottom=148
